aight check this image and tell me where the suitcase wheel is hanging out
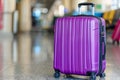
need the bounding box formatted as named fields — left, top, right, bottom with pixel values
left=100, top=73, right=105, bottom=78
left=54, top=70, right=60, bottom=78
left=112, top=40, right=115, bottom=44
left=112, top=40, right=119, bottom=45
left=90, top=72, right=96, bottom=80
left=117, top=41, right=119, bottom=45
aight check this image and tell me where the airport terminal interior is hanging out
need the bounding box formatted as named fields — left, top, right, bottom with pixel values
left=0, top=0, right=120, bottom=80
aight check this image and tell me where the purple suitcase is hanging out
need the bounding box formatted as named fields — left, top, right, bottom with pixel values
left=54, top=3, right=106, bottom=80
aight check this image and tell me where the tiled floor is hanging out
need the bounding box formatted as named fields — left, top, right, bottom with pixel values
left=0, top=32, right=120, bottom=80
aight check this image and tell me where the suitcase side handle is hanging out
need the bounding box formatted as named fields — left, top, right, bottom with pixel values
left=78, top=2, right=95, bottom=15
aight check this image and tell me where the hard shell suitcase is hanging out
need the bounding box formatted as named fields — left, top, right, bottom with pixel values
left=112, top=20, right=120, bottom=45
left=54, top=3, right=106, bottom=80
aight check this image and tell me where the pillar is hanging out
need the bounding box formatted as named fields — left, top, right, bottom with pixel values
left=72, top=0, right=87, bottom=11
left=62, top=0, right=73, bottom=12
left=17, top=0, right=31, bottom=32
left=0, top=0, right=16, bottom=35
left=62, top=0, right=87, bottom=13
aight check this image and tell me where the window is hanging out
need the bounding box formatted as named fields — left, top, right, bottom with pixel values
left=112, top=0, right=120, bottom=9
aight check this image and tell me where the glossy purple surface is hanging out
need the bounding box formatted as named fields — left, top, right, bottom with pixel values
left=54, top=16, right=106, bottom=75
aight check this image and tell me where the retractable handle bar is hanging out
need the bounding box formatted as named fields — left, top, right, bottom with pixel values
left=78, top=2, right=95, bottom=15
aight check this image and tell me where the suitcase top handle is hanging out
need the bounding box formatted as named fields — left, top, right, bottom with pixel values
left=78, top=2, right=95, bottom=15
left=78, top=3, right=95, bottom=7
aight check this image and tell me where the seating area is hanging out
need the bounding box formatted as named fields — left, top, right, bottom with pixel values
left=102, top=9, right=120, bottom=30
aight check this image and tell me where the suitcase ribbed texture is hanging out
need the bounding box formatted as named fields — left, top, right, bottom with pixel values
left=54, top=16, right=106, bottom=75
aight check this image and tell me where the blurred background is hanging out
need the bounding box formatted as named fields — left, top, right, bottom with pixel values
left=0, top=0, right=120, bottom=34
left=0, top=0, right=120, bottom=80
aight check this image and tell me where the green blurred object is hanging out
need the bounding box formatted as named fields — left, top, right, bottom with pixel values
left=96, top=4, right=102, bottom=9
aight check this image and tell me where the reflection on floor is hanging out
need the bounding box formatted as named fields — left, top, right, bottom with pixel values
left=0, top=32, right=119, bottom=80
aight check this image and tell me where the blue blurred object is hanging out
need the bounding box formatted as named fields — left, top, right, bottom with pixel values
left=32, top=9, right=41, bottom=19
left=95, top=12, right=103, bottom=17
left=64, top=8, right=69, bottom=14
left=72, top=10, right=103, bottom=17
left=72, top=10, right=79, bottom=16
